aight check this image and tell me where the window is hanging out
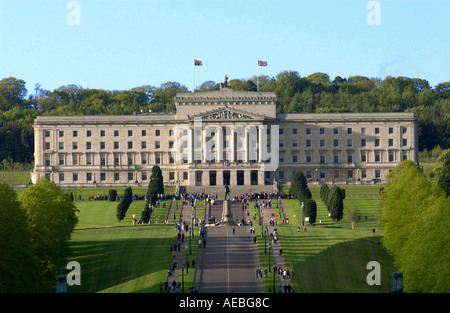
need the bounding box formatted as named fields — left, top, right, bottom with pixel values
left=292, top=128, right=297, bottom=135
left=169, top=141, right=174, bottom=149
left=141, top=141, right=146, bottom=149
left=59, top=131, right=64, bottom=137
left=128, top=141, right=133, bottom=149
left=86, top=154, right=93, bottom=165
left=334, top=171, right=339, bottom=179
left=334, top=128, right=339, bottom=135
left=292, top=140, right=297, bottom=148
left=361, top=152, right=367, bottom=162
left=389, top=127, right=393, bottom=134
left=306, top=140, right=311, bottom=147
left=375, top=151, right=381, bottom=162
left=169, top=172, right=175, bottom=180
left=101, top=130, right=105, bottom=137
left=73, top=173, right=78, bottom=182
left=87, top=130, right=91, bottom=137
left=87, top=173, right=92, bottom=181
left=292, top=155, right=298, bottom=163
left=306, top=128, right=311, bottom=135
left=128, top=156, right=133, bottom=165
left=402, top=139, right=407, bottom=146
left=375, top=170, right=381, bottom=178
left=347, top=139, right=352, bottom=147
left=155, top=153, right=161, bottom=164
left=73, top=130, right=78, bottom=137
left=320, top=155, right=326, bottom=164
left=279, top=154, right=284, bottom=163
left=306, top=171, right=312, bottom=179
left=86, top=142, right=91, bottom=150
left=361, top=128, right=366, bottom=135
left=347, top=171, right=353, bottom=179
left=128, top=172, right=134, bottom=181
left=114, top=142, right=119, bottom=149
left=59, top=173, right=64, bottom=182
left=114, top=173, right=120, bottom=181
left=45, top=142, right=50, bottom=150
left=334, top=139, right=339, bottom=147
left=128, top=130, right=133, bottom=136
left=155, top=141, right=160, bottom=149
left=320, top=171, right=326, bottom=179
left=169, top=155, right=175, bottom=164
left=169, top=129, right=174, bottom=137
left=59, top=142, right=64, bottom=150
left=389, top=139, right=394, bottom=147
left=45, top=131, right=50, bottom=138
left=100, top=173, right=106, bottom=181
left=347, top=153, right=353, bottom=163
left=389, top=152, right=394, bottom=162
left=361, top=139, right=366, bottom=147
left=375, top=127, right=380, bottom=134
left=306, top=154, right=312, bottom=163
left=155, top=130, right=160, bottom=136
left=279, top=171, right=285, bottom=180
left=72, top=142, right=78, bottom=150
left=100, top=142, right=105, bottom=150
left=402, top=127, right=407, bottom=134
left=59, top=154, right=65, bottom=165
left=114, top=130, right=119, bottom=137
left=183, top=172, right=188, bottom=180
left=361, top=170, right=367, bottom=179
left=279, top=129, right=284, bottom=135
left=334, top=155, right=339, bottom=164
left=375, top=139, right=380, bottom=147
left=347, top=128, right=352, bottom=134
left=142, top=130, right=146, bottom=136
left=142, top=172, right=147, bottom=181
left=320, top=128, right=325, bottom=135
left=72, top=154, right=78, bottom=165
left=279, top=139, right=284, bottom=148
left=320, top=139, right=325, bottom=147
left=114, top=157, right=119, bottom=166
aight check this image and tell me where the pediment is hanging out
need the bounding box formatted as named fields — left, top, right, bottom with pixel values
left=188, top=106, right=265, bottom=121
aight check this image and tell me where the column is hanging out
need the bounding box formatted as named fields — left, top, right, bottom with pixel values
left=188, top=128, right=193, bottom=164
left=230, top=126, right=235, bottom=162
left=203, top=127, right=207, bottom=163
left=216, top=127, right=223, bottom=162
left=244, top=127, right=249, bottom=163
left=258, top=126, right=264, bottom=163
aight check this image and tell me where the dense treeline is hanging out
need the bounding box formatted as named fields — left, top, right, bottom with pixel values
left=0, top=72, right=449, bottom=166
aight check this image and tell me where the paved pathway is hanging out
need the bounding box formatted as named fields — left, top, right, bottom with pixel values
left=163, top=195, right=293, bottom=293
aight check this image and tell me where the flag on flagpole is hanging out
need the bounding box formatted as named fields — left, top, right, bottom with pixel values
left=258, top=60, right=267, bottom=66
left=194, top=59, right=203, bottom=66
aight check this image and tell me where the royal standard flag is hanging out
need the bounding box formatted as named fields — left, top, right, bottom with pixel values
left=194, top=59, right=203, bottom=66
left=258, top=60, right=268, bottom=66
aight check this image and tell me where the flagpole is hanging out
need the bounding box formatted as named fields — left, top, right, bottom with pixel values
left=193, top=59, right=195, bottom=92
left=257, top=60, right=259, bottom=92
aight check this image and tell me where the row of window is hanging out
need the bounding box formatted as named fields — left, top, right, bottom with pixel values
left=278, top=169, right=382, bottom=180
left=44, top=129, right=171, bottom=138
left=280, top=150, right=408, bottom=163
left=44, top=137, right=409, bottom=152
left=280, top=126, right=408, bottom=136
left=46, top=171, right=189, bottom=182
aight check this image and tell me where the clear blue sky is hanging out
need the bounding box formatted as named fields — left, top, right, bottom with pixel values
left=0, top=0, right=448, bottom=94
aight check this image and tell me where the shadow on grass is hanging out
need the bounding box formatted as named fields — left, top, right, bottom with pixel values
left=68, top=225, right=177, bottom=293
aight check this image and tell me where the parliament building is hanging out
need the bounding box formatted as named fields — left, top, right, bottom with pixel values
left=32, top=78, right=418, bottom=192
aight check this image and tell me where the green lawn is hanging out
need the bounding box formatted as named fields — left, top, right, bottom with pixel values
left=67, top=184, right=392, bottom=293
left=0, top=170, right=31, bottom=185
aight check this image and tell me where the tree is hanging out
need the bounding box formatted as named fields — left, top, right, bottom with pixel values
left=379, top=160, right=449, bottom=292
left=117, top=187, right=133, bottom=221
left=109, top=189, right=117, bottom=201
left=17, top=177, right=78, bottom=285
left=303, top=199, right=317, bottom=224
left=434, top=148, right=450, bottom=196
left=347, top=208, right=361, bottom=229
left=142, top=165, right=164, bottom=223
left=0, top=183, right=47, bottom=292
left=289, top=170, right=312, bottom=201
left=327, top=186, right=344, bottom=222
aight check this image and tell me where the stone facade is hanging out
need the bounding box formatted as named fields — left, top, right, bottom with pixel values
left=32, top=87, right=418, bottom=190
